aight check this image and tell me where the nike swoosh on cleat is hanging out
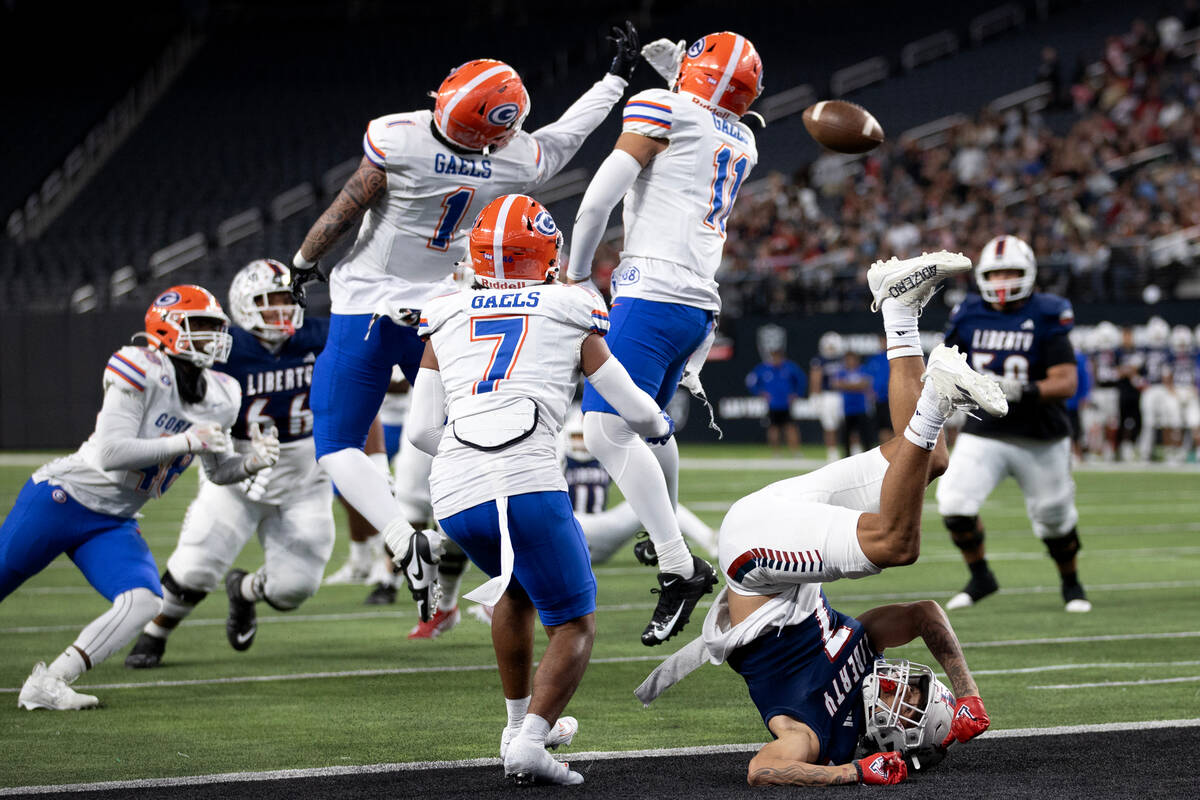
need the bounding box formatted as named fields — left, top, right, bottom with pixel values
left=661, top=577, right=678, bottom=588
left=653, top=604, right=686, bottom=640
left=236, top=628, right=255, bottom=644
left=409, top=554, right=424, bottom=583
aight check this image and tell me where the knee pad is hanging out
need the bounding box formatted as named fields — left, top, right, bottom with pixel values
left=438, top=544, right=469, bottom=578
left=1044, top=529, right=1081, bottom=565
left=161, top=570, right=208, bottom=606
left=943, top=515, right=983, bottom=551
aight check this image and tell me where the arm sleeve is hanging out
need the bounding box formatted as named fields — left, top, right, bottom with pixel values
left=1044, top=332, right=1075, bottom=367
left=199, top=451, right=253, bottom=485
left=528, top=73, right=627, bottom=184
left=565, top=149, right=642, bottom=281
left=92, top=386, right=192, bottom=471
left=585, top=356, right=669, bottom=438
left=405, top=367, right=447, bottom=456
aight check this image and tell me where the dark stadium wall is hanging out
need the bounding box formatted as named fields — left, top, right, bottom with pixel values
left=4, top=301, right=1198, bottom=449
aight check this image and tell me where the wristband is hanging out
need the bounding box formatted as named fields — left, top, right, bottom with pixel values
left=293, top=250, right=316, bottom=271
left=854, top=760, right=863, bottom=784
left=1026, top=382, right=1041, bottom=403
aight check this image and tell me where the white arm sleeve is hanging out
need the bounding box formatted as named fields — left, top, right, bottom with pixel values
left=529, top=73, right=627, bottom=184
left=92, top=387, right=191, bottom=471
left=565, top=149, right=642, bottom=281
left=585, top=356, right=669, bottom=438
left=199, top=451, right=253, bottom=485
left=405, top=367, right=447, bottom=456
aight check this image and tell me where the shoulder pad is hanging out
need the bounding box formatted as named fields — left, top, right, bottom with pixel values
left=364, top=113, right=421, bottom=168
left=576, top=286, right=610, bottom=335
left=623, top=90, right=675, bottom=138
left=104, top=346, right=161, bottom=394
left=418, top=292, right=463, bottom=338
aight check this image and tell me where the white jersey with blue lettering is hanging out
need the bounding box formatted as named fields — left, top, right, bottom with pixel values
left=418, top=283, right=609, bottom=518
left=34, top=346, right=241, bottom=518
left=330, top=75, right=628, bottom=315
left=612, top=88, right=758, bottom=311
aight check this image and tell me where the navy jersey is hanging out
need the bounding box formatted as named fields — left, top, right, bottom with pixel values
left=218, top=318, right=330, bottom=443
left=1168, top=351, right=1199, bottom=389
left=727, top=591, right=877, bottom=765
left=810, top=356, right=844, bottom=392
left=1142, top=347, right=1171, bottom=385
left=1092, top=348, right=1121, bottom=387
left=945, top=293, right=1074, bottom=440
left=565, top=455, right=610, bottom=514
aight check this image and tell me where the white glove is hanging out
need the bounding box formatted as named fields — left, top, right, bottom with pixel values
left=998, top=377, right=1025, bottom=402
left=641, top=37, right=686, bottom=84
left=183, top=422, right=230, bottom=454
left=244, top=422, right=280, bottom=473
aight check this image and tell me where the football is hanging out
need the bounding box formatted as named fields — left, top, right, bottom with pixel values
left=802, top=100, right=885, bottom=154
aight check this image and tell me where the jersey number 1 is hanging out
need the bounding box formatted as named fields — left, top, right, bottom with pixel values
left=470, top=316, right=528, bottom=394
left=704, top=145, right=749, bottom=234
left=428, top=187, right=475, bottom=251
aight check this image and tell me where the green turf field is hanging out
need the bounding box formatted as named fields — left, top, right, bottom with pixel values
left=1, top=446, right=1198, bottom=789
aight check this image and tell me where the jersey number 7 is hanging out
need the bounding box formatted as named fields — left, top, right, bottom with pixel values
left=470, top=316, right=529, bottom=394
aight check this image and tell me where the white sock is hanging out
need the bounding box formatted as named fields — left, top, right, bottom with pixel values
left=903, top=383, right=948, bottom=450
left=349, top=540, right=371, bottom=569
left=436, top=573, right=463, bottom=613
left=240, top=570, right=265, bottom=602
left=880, top=297, right=922, bottom=359
left=320, top=449, right=404, bottom=531
left=583, top=413, right=693, bottom=577
left=146, top=580, right=199, bottom=639
left=649, top=436, right=680, bottom=508
left=506, top=696, right=531, bottom=731
left=54, top=588, right=161, bottom=679
left=518, top=713, right=551, bottom=748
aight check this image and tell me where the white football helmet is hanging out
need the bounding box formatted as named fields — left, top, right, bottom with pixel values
left=976, top=235, right=1036, bottom=306
left=1172, top=325, right=1196, bottom=354
left=1091, top=320, right=1121, bottom=352
left=228, top=259, right=304, bottom=343
left=861, top=658, right=955, bottom=753
left=561, top=408, right=590, bottom=462
left=818, top=331, right=846, bottom=360
left=1144, top=316, right=1170, bottom=349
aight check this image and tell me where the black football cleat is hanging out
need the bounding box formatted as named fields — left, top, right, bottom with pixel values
left=225, top=569, right=258, bottom=651
left=632, top=531, right=658, bottom=567
left=364, top=582, right=397, bottom=605
left=641, top=555, right=718, bottom=646
left=124, top=632, right=167, bottom=669
left=945, top=568, right=999, bottom=610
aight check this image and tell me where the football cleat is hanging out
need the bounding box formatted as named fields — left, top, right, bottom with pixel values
left=18, top=663, right=99, bottom=711
left=632, top=532, right=659, bottom=567
left=467, top=603, right=495, bottom=626
left=407, top=606, right=461, bottom=640
left=364, top=582, right=397, bottom=606
left=945, top=568, right=999, bottom=611
left=867, top=250, right=973, bottom=313
left=642, top=556, right=718, bottom=646
left=323, top=560, right=373, bottom=586
left=224, top=569, right=257, bottom=652
left=1063, top=583, right=1092, bottom=613
left=500, top=716, right=579, bottom=761
left=124, top=632, right=167, bottom=669
left=504, top=737, right=584, bottom=786
left=384, top=524, right=444, bottom=623
left=922, top=345, right=1008, bottom=418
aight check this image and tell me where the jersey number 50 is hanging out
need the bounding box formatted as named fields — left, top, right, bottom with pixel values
left=704, top=145, right=749, bottom=234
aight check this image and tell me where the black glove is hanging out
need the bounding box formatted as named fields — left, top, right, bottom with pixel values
left=608, top=20, right=639, bottom=81
left=290, top=261, right=326, bottom=308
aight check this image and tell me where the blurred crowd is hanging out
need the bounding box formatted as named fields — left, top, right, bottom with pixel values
left=711, top=12, right=1200, bottom=318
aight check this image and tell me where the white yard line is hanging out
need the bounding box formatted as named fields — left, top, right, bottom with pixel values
left=1030, top=676, right=1200, bottom=689
left=2, top=718, right=1197, bottom=796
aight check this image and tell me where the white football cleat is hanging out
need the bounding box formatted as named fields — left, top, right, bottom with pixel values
left=922, top=344, right=1009, bottom=418
left=323, top=560, right=372, bottom=586
left=1065, top=599, right=1093, bottom=613
left=18, top=663, right=99, bottom=711
left=868, top=250, right=973, bottom=313
left=944, top=592, right=975, bottom=611
left=501, top=715, right=579, bottom=761
left=504, top=736, right=584, bottom=786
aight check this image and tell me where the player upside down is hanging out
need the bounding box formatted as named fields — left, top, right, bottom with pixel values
left=637, top=251, right=1003, bottom=786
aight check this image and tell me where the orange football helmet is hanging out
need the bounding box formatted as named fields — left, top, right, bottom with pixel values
left=433, top=59, right=531, bottom=152
left=676, top=32, right=763, bottom=118
left=143, top=285, right=232, bottom=368
left=468, top=194, right=561, bottom=289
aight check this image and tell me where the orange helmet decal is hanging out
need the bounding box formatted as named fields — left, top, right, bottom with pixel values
left=468, top=194, right=561, bottom=289
left=433, top=59, right=531, bottom=152
left=677, top=32, right=763, bottom=118
left=143, top=285, right=232, bottom=368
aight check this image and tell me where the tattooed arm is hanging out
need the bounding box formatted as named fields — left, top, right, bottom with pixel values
left=746, top=716, right=859, bottom=786
left=296, top=156, right=387, bottom=263
left=856, top=600, right=979, bottom=697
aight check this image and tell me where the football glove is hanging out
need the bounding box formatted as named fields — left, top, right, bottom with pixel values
left=183, top=422, right=231, bottom=454
left=642, top=37, right=686, bottom=85
left=998, top=377, right=1025, bottom=402
left=290, top=253, right=326, bottom=308
left=608, top=20, right=640, bottom=81
left=855, top=751, right=907, bottom=785
left=244, top=422, right=281, bottom=473
left=942, top=695, right=990, bottom=746
left=645, top=411, right=675, bottom=446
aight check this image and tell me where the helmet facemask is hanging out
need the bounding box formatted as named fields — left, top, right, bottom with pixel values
left=229, top=259, right=303, bottom=343
left=860, top=659, right=955, bottom=753
left=977, top=265, right=1035, bottom=307
left=163, top=311, right=233, bottom=368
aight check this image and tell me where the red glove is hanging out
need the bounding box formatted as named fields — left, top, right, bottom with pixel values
left=855, top=751, right=908, bottom=785
left=942, top=695, right=990, bottom=746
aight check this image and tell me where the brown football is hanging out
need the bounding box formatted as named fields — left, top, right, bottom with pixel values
left=801, top=100, right=885, bottom=154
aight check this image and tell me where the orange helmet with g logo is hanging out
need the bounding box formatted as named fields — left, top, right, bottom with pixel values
left=143, top=285, right=232, bottom=368
left=433, top=59, right=530, bottom=152
left=676, top=32, right=763, bottom=118
left=468, top=195, right=561, bottom=289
